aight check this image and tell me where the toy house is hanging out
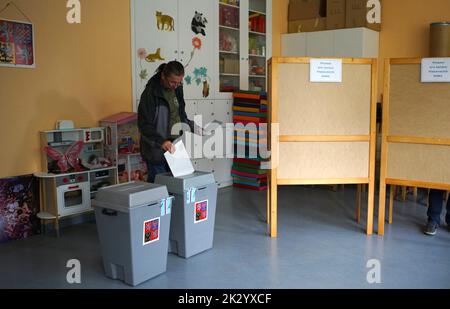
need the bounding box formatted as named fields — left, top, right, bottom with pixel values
left=100, top=112, right=148, bottom=183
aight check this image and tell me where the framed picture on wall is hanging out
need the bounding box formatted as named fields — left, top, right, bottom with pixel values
left=0, top=18, right=35, bottom=68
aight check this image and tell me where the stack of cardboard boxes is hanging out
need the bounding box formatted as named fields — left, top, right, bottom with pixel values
left=288, top=0, right=326, bottom=33
left=288, top=0, right=381, bottom=33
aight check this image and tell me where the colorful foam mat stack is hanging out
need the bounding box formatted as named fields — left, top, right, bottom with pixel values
left=232, top=91, right=269, bottom=191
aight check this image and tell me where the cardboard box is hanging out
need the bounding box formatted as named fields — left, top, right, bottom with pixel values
left=345, top=0, right=381, bottom=31
left=289, top=0, right=325, bottom=21
left=288, top=17, right=326, bottom=33
left=326, top=0, right=346, bottom=30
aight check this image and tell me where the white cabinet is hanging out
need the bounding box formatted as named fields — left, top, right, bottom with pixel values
left=132, top=0, right=216, bottom=110
left=215, top=0, right=272, bottom=99
left=214, top=99, right=233, bottom=124
left=306, top=31, right=334, bottom=57
left=281, top=27, right=379, bottom=58
left=196, top=158, right=214, bottom=173
left=185, top=100, right=198, bottom=120
left=213, top=158, right=233, bottom=186
left=197, top=100, right=215, bottom=125
left=131, top=1, right=272, bottom=188
left=281, top=33, right=306, bottom=57
left=334, top=28, right=379, bottom=58
left=132, top=0, right=272, bottom=105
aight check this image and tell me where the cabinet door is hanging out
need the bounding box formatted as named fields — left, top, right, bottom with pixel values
left=197, top=158, right=214, bottom=173
left=178, top=0, right=216, bottom=100
left=239, top=0, right=249, bottom=91
left=216, top=0, right=242, bottom=99
left=184, top=100, right=198, bottom=120
left=306, top=30, right=334, bottom=57
left=213, top=100, right=232, bottom=124
left=213, top=158, right=233, bottom=185
left=281, top=33, right=307, bottom=57
left=132, top=0, right=178, bottom=111
left=247, top=0, right=271, bottom=92
left=197, top=100, right=215, bottom=125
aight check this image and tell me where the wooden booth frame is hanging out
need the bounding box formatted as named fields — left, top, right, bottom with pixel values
left=378, top=58, right=450, bottom=235
left=267, top=57, right=378, bottom=237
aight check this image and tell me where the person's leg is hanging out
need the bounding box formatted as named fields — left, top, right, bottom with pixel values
left=147, top=163, right=156, bottom=183
left=424, top=189, right=444, bottom=235
left=146, top=161, right=169, bottom=183
left=445, top=192, right=450, bottom=226
left=427, top=189, right=444, bottom=225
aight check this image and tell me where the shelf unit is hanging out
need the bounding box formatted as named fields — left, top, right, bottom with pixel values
left=217, top=0, right=272, bottom=96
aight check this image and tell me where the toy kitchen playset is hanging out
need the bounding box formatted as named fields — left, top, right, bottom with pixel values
left=35, top=123, right=118, bottom=234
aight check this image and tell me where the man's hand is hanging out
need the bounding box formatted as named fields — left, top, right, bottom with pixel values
left=162, top=140, right=176, bottom=154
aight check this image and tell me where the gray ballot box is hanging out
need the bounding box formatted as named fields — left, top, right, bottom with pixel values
left=155, top=172, right=218, bottom=258
left=92, top=181, right=173, bottom=286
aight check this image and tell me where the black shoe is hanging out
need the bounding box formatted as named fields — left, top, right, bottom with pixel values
left=424, top=221, right=438, bottom=236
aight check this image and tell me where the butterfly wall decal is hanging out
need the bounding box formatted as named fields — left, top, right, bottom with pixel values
left=44, top=141, right=84, bottom=173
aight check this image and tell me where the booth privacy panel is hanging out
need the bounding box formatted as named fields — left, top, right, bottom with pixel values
left=387, top=143, right=450, bottom=184
left=389, top=64, right=450, bottom=139
left=278, top=142, right=370, bottom=179
left=276, top=63, right=371, bottom=136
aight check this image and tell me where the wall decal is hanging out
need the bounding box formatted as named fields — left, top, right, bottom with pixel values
left=156, top=11, right=174, bottom=31
left=184, top=37, right=202, bottom=68
left=145, top=47, right=165, bottom=62
left=44, top=141, right=84, bottom=173
left=192, top=37, right=202, bottom=49
left=184, top=66, right=211, bottom=98
left=191, top=11, right=207, bottom=36
left=202, top=80, right=210, bottom=98
left=137, top=48, right=148, bottom=81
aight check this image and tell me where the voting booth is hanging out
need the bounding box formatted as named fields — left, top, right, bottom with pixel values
left=267, top=57, right=378, bottom=237
left=378, top=58, right=450, bottom=235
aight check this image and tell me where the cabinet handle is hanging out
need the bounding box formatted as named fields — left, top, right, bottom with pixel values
left=175, top=50, right=178, bottom=53
left=181, top=51, right=184, bottom=54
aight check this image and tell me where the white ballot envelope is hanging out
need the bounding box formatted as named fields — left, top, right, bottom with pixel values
left=164, top=139, right=195, bottom=177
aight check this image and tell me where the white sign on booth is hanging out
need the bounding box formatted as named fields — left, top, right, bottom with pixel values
left=310, top=59, right=343, bottom=83
left=421, top=58, right=450, bottom=83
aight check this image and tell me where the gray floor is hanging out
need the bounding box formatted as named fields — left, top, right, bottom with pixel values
left=1, top=185, right=449, bottom=289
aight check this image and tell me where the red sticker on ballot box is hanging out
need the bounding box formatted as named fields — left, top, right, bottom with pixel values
left=194, top=200, right=208, bottom=223
left=143, top=217, right=160, bottom=245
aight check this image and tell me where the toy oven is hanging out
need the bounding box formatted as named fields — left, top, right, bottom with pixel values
left=55, top=173, right=90, bottom=217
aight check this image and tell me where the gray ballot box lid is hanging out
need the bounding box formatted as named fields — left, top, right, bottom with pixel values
left=92, top=181, right=169, bottom=213
left=155, top=172, right=216, bottom=194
